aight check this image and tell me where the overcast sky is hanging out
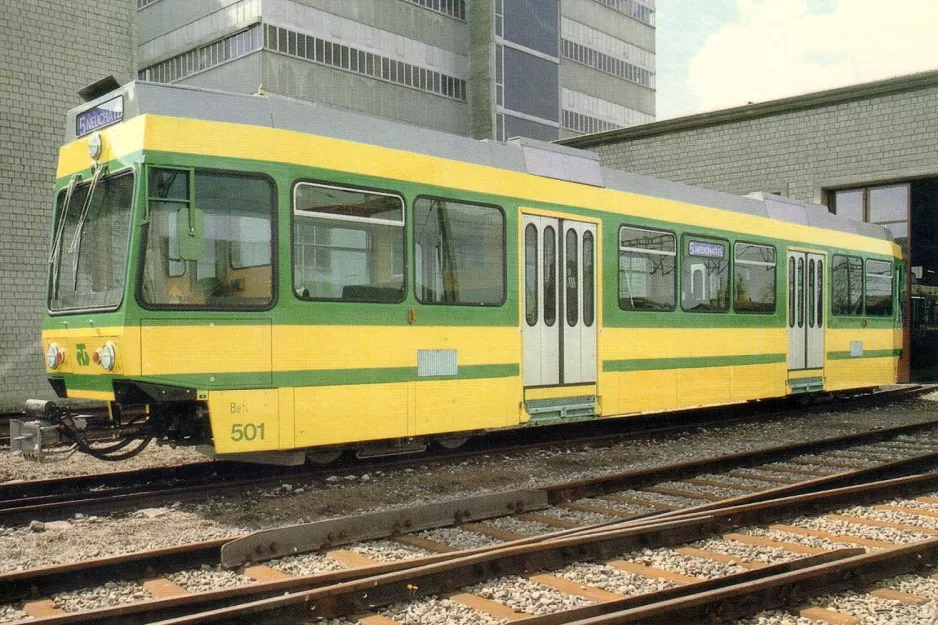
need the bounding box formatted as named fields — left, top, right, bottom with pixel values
left=656, top=0, right=938, bottom=120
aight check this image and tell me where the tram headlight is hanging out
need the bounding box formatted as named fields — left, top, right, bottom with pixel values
left=46, top=344, right=65, bottom=370
left=93, top=342, right=116, bottom=371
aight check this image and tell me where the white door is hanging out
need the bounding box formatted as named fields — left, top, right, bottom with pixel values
left=523, top=216, right=597, bottom=387
left=787, top=251, right=825, bottom=370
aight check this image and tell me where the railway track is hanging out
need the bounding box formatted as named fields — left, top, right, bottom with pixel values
left=6, top=418, right=938, bottom=623
left=1, top=386, right=931, bottom=527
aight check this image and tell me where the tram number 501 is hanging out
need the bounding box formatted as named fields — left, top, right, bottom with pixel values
left=230, top=423, right=265, bottom=442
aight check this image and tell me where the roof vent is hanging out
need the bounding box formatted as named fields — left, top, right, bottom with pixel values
left=508, top=137, right=605, bottom=187
left=78, top=75, right=121, bottom=103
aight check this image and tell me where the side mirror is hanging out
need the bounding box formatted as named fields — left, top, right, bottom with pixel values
left=177, top=206, right=205, bottom=261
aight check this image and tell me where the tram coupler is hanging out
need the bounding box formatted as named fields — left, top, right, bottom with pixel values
left=12, top=400, right=87, bottom=460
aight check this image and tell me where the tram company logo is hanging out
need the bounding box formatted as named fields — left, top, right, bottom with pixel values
left=75, top=344, right=90, bottom=367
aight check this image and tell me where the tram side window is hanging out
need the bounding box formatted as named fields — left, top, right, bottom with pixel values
left=865, top=259, right=893, bottom=316
left=682, top=238, right=729, bottom=312
left=142, top=169, right=274, bottom=308
left=413, top=197, right=505, bottom=306
left=618, top=225, right=675, bottom=311
left=831, top=254, right=862, bottom=315
left=733, top=242, right=776, bottom=313
left=293, top=183, right=405, bottom=303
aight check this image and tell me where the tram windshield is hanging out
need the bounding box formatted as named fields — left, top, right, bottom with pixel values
left=48, top=171, right=135, bottom=312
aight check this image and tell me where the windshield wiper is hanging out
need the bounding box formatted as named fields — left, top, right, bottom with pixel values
left=49, top=174, right=82, bottom=294
left=67, top=165, right=106, bottom=289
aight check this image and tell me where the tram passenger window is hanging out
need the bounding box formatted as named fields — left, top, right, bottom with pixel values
left=832, top=255, right=862, bottom=315
left=733, top=243, right=776, bottom=313
left=524, top=224, right=538, bottom=326
left=413, top=197, right=505, bottom=306
left=142, top=169, right=274, bottom=308
left=865, top=259, right=893, bottom=316
left=292, top=183, right=405, bottom=303
left=618, top=226, right=675, bottom=311
left=681, top=238, right=729, bottom=312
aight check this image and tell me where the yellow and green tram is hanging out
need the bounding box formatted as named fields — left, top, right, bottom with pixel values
left=14, top=81, right=904, bottom=463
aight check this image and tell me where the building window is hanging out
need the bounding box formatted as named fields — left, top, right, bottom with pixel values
left=590, top=0, right=656, bottom=26
left=406, top=0, right=466, bottom=20
left=734, top=242, right=776, bottom=313
left=293, top=183, right=405, bottom=303
left=414, top=197, right=505, bottom=306
left=139, top=25, right=263, bottom=83
left=830, top=184, right=909, bottom=241
left=263, top=24, right=467, bottom=102
left=618, top=225, right=675, bottom=311
left=561, top=39, right=655, bottom=89
left=562, top=110, right=623, bottom=135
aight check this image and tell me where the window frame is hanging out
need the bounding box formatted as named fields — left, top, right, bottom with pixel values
left=291, top=179, right=407, bottom=305
left=681, top=234, right=731, bottom=314
left=864, top=258, right=894, bottom=317
left=732, top=241, right=777, bottom=315
left=136, top=167, right=278, bottom=312
left=412, top=194, right=507, bottom=307
left=616, top=224, right=677, bottom=312
left=830, top=253, right=864, bottom=317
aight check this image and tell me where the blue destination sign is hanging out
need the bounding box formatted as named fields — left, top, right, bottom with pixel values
left=76, top=96, right=124, bottom=137
left=688, top=240, right=725, bottom=259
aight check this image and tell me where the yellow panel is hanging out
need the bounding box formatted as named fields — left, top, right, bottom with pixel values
left=601, top=328, right=787, bottom=361
left=208, top=389, right=279, bottom=453
left=140, top=321, right=272, bottom=377
left=414, top=377, right=520, bottom=435
left=731, top=364, right=787, bottom=401
left=825, top=328, right=897, bottom=353
left=278, top=387, right=295, bottom=449
left=293, top=383, right=410, bottom=447
left=677, top=367, right=730, bottom=407
left=606, top=370, right=678, bottom=414
left=273, top=326, right=519, bottom=370
left=826, top=358, right=898, bottom=391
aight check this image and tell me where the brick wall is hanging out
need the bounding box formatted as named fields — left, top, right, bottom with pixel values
left=0, top=1, right=135, bottom=411
left=586, top=84, right=938, bottom=205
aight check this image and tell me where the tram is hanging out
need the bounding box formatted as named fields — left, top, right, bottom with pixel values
left=13, top=81, right=903, bottom=463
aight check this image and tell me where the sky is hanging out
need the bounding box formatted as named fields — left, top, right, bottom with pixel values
left=656, top=0, right=938, bottom=120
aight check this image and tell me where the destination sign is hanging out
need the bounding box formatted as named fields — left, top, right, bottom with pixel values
left=688, top=240, right=725, bottom=259
left=76, top=96, right=124, bottom=137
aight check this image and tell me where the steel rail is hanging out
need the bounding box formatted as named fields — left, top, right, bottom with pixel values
left=19, top=462, right=938, bottom=624
left=5, top=419, right=938, bottom=609
left=97, top=470, right=938, bottom=625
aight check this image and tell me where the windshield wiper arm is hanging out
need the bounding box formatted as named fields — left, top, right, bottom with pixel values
left=67, top=165, right=106, bottom=290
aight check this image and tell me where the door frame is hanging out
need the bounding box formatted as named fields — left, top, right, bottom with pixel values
left=520, top=209, right=602, bottom=389
left=786, top=247, right=827, bottom=384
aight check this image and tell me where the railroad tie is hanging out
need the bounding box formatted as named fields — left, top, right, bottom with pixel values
left=767, top=523, right=894, bottom=549
left=797, top=606, right=861, bottom=625
left=605, top=559, right=703, bottom=585
left=324, top=549, right=383, bottom=569
left=142, top=578, right=189, bottom=598
left=21, top=598, right=65, bottom=619
left=242, top=565, right=292, bottom=582
left=446, top=592, right=533, bottom=621
left=722, top=531, right=828, bottom=556
left=528, top=573, right=624, bottom=603
left=672, top=546, right=765, bottom=569
left=875, top=503, right=938, bottom=519
left=823, top=513, right=938, bottom=535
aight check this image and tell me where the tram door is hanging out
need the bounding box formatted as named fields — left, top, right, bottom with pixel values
left=787, top=251, right=825, bottom=370
left=522, top=215, right=597, bottom=387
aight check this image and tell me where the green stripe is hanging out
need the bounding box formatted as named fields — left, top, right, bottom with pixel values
left=827, top=349, right=901, bottom=360
left=110, top=363, right=519, bottom=391
left=603, top=353, right=785, bottom=373
left=58, top=374, right=115, bottom=392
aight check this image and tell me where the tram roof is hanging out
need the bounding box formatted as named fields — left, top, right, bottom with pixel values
left=67, top=80, right=892, bottom=243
